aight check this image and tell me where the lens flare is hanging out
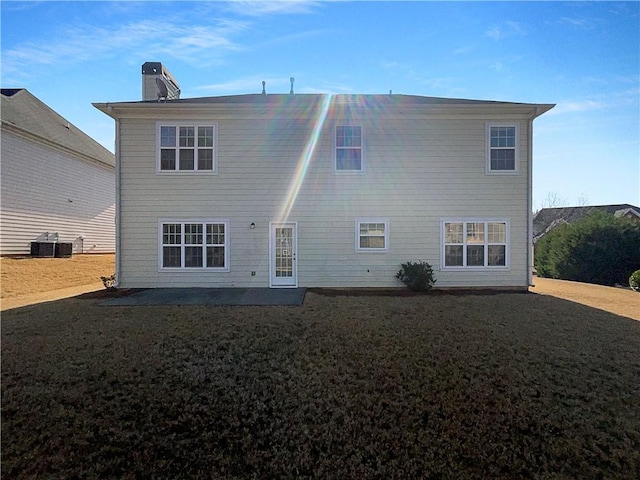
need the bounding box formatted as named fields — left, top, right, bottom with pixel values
left=275, top=94, right=333, bottom=224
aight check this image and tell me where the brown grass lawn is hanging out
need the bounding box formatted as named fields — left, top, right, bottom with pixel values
left=1, top=255, right=639, bottom=478
left=2, top=284, right=640, bottom=478
left=0, top=254, right=115, bottom=299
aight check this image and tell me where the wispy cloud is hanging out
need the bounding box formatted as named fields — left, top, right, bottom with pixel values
left=1, top=18, right=249, bottom=82
left=549, top=99, right=608, bottom=115
left=452, top=44, right=476, bottom=55
left=196, top=74, right=355, bottom=95
left=485, top=21, right=526, bottom=40
left=197, top=75, right=286, bottom=94
left=549, top=82, right=639, bottom=116
left=222, top=0, right=322, bottom=17
left=558, top=16, right=598, bottom=30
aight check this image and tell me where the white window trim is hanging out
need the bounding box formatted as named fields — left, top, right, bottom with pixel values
left=156, top=121, right=218, bottom=175
left=485, top=123, right=519, bottom=175
left=158, top=219, right=230, bottom=272
left=440, top=218, right=510, bottom=270
left=333, top=124, right=365, bottom=174
left=356, top=218, right=389, bottom=252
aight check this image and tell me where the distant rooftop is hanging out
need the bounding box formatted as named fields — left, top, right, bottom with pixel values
left=1, top=88, right=114, bottom=168
left=533, top=204, right=640, bottom=241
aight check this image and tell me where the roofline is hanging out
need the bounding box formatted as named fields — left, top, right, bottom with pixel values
left=535, top=203, right=640, bottom=213
left=94, top=93, right=554, bottom=119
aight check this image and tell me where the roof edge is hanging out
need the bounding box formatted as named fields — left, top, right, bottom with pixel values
left=2, top=120, right=115, bottom=170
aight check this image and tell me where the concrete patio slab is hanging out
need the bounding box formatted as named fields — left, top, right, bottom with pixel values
left=101, top=287, right=306, bottom=306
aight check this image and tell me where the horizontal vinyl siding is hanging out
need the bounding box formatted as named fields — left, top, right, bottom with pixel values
left=0, top=131, right=115, bottom=255
left=118, top=113, right=529, bottom=288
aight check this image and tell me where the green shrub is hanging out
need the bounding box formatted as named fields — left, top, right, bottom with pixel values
left=535, top=211, right=640, bottom=286
left=630, top=270, right=640, bottom=292
left=100, top=274, right=116, bottom=290
left=396, top=261, right=436, bottom=292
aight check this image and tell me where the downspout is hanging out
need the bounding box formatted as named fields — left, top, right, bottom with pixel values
left=526, top=108, right=538, bottom=287
left=112, top=107, right=122, bottom=288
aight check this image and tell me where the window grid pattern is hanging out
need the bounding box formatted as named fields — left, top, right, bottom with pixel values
left=160, top=221, right=227, bottom=269
left=357, top=220, right=388, bottom=251
left=443, top=221, right=507, bottom=268
left=159, top=124, right=215, bottom=172
left=336, top=126, right=363, bottom=171
left=274, top=227, right=294, bottom=278
left=489, top=126, right=516, bottom=171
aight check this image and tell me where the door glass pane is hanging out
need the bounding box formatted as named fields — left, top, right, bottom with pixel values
left=275, top=227, right=293, bottom=277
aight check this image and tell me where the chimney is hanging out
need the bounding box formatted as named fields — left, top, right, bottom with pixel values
left=141, top=62, right=181, bottom=101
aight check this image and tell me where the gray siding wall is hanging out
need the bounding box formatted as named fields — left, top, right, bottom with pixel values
left=118, top=107, right=530, bottom=288
left=0, top=131, right=115, bottom=255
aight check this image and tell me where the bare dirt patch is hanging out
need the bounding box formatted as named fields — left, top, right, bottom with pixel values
left=531, top=276, right=639, bottom=321
left=0, top=254, right=114, bottom=299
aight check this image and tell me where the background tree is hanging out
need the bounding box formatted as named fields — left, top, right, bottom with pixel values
left=535, top=211, right=640, bottom=286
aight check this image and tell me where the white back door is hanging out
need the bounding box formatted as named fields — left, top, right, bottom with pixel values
left=270, top=223, right=297, bottom=287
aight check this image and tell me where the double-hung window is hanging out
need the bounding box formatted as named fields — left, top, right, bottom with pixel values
left=442, top=219, right=508, bottom=268
left=157, top=123, right=216, bottom=173
left=486, top=123, right=518, bottom=174
left=160, top=220, right=228, bottom=270
left=335, top=125, right=364, bottom=172
left=356, top=218, right=388, bottom=252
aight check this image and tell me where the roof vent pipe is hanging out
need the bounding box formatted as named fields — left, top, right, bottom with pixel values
left=261, top=80, right=266, bottom=95
left=290, top=77, right=295, bottom=95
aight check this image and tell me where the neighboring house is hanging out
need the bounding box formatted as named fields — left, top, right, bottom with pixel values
left=533, top=204, right=640, bottom=244
left=1, top=89, right=115, bottom=255
left=93, top=62, right=553, bottom=289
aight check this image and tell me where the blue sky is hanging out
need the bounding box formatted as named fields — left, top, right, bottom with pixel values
left=2, top=1, right=638, bottom=209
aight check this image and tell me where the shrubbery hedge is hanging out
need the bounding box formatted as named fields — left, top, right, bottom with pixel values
left=535, top=211, right=640, bottom=286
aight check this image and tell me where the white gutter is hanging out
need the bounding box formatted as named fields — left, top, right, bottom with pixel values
left=527, top=113, right=534, bottom=287
left=114, top=111, right=122, bottom=288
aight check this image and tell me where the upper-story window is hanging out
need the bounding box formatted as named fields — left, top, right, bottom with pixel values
left=157, top=123, right=217, bottom=173
left=335, top=125, right=364, bottom=172
left=486, top=123, right=518, bottom=174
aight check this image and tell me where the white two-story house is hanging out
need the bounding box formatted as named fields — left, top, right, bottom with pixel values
left=1, top=88, right=115, bottom=256
left=94, top=63, right=553, bottom=290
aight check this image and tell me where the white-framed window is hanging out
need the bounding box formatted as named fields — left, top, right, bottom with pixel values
left=486, top=123, right=519, bottom=174
left=335, top=125, right=364, bottom=172
left=157, top=122, right=217, bottom=173
left=159, top=219, right=229, bottom=270
left=441, top=219, right=509, bottom=269
left=356, top=218, right=388, bottom=252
